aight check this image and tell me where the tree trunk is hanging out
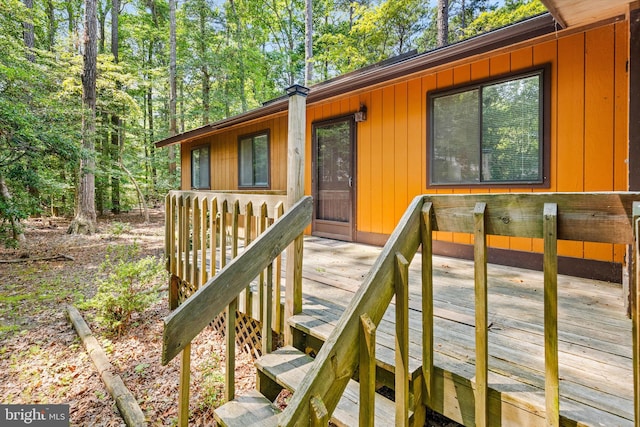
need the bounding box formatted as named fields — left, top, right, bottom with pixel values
left=119, top=163, right=149, bottom=223
left=68, top=0, right=98, bottom=235
left=168, top=0, right=177, bottom=186
left=229, top=0, right=247, bottom=112
left=46, top=0, right=56, bottom=50
left=304, top=0, right=313, bottom=85
left=200, top=8, right=210, bottom=125
left=147, top=73, right=157, bottom=191
left=111, top=0, right=121, bottom=214
left=0, top=175, right=26, bottom=244
left=180, top=79, right=185, bottom=132
left=22, top=0, right=35, bottom=62
left=97, top=0, right=108, bottom=54
left=437, top=0, right=449, bottom=47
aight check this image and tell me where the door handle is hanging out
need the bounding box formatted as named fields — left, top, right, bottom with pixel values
left=348, top=176, right=353, bottom=187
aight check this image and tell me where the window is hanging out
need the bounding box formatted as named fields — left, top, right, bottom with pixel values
left=429, top=68, right=547, bottom=186
left=191, top=145, right=210, bottom=189
left=238, top=131, right=270, bottom=188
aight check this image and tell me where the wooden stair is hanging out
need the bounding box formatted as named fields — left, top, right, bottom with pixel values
left=214, top=346, right=410, bottom=426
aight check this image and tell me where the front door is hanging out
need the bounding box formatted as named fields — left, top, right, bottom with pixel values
left=312, top=116, right=355, bottom=241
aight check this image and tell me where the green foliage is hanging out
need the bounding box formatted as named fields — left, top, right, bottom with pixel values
left=83, top=243, right=165, bottom=335
left=464, top=0, right=548, bottom=37
left=0, top=0, right=547, bottom=238
left=199, top=353, right=225, bottom=409
left=106, top=221, right=132, bottom=237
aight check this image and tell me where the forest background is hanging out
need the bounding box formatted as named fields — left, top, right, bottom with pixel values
left=0, top=0, right=545, bottom=244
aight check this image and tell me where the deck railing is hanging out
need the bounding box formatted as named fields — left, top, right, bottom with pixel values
left=162, top=190, right=310, bottom=426
left=279, top=192, right=640, bottom=427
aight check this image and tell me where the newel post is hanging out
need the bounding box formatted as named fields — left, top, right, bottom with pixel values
left=285, top=84, right=309, bottom=345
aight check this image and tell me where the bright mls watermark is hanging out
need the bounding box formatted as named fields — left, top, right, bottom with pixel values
left=1, top=404, right=69, bottom=426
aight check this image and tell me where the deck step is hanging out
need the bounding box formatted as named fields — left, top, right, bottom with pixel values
left=256, top=346, right=409, bottom=427
left=213, top=389, right=280, bottom=426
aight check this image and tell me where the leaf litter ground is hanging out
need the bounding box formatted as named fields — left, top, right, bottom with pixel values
left=0, top=209, right=459, bottom=427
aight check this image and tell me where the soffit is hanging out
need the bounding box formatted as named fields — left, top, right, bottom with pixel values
left=541, top=0, right=631, bottom=28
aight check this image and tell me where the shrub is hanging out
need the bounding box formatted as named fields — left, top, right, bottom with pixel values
left=85, top=242, right=165, bottom=334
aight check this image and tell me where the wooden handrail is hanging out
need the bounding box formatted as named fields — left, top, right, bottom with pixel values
left=162, top=196, right=313, bottom=365
left=278, top=192, right=640, bottom=427
left=278, top=195, right=424, bottom=425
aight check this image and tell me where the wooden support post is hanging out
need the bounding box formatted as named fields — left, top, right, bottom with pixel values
left=421, top=202, right=434, bottom=408
left=543, top=203, right=559, bottom=427
left=473, top=202, right=488, bottom=427
left=285, top=84, right=309, bottom=345
left=310, top=395, right=329, bottom=427
left=632, top=202, right=640, bottom=426
left=225, top=299, right=237, bottom=402
left=177, top=343, right=191, bottom=427
left=395, top=253, right=410, bottom=427
left=359, top=314, right=376, bottom=427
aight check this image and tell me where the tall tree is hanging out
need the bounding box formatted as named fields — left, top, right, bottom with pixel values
left=437, top=0, right=449, bottom=47
left=111, top=0, right=121, bottom=213
left=168, top=0, right=177, bottom=183
left=22, top=0, right=35, bottom=61
left=68, top=0, right=98, bottom=234
left=304, top=0, right=313, bottom=85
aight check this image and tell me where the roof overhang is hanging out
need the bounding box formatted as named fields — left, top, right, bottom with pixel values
left=541, top=0, right=631, bottom=28
left=156, top=13, right=558, bottom=148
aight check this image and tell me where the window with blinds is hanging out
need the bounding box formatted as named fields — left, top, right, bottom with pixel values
left=238, top=131, right=270, bottom=188
left=429, top=69, right=546, bottom=186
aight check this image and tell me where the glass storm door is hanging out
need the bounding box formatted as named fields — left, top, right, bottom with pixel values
left=312, top=117, right=355, bottom=241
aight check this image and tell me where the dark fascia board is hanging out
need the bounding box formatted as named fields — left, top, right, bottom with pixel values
left=155, top=13, right=556, bottom=148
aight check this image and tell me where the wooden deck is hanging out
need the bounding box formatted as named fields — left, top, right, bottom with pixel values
left=291, top=236, right=634, bottom=427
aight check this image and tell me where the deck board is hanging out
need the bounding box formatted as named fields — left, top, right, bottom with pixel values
left=293, top=237, right=634, bottom=427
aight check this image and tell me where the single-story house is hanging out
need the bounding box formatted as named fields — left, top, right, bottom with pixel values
left=156, top=0, right=640, bottom=285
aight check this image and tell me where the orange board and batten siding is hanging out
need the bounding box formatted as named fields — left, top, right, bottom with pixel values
left=180, top=114, right=289, bottom=191
left=305, top=21, right=628, bottom=265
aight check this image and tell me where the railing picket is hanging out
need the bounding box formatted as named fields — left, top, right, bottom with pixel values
left=165, top=194, right=171, bottom=271
left=543, top=203, right=559, bottom=427
left=274, top=202, right=285, bottom=333
left=421, top=202, right=434, bottom=407
left=258, top=203, right=268, bottom=324
left=395, top=252, right=410, bottom=427
left=244, top=202, right=253, bottom=317
left=209, top=198, right=218, bottom=278
left=177, top=195, right=184, bottom=283
left=473, top=202, right=488, bottom=427
left=200, top=197, right=207, bottom=285
left=225, top=298, right=237, bottom=402
left=359, top=313, right=376, bottom=427
left=191, top=196, right=199, bottom=287
left=220, top=200, right=228, bottom=269
left=262, top=262, right=273, bottom=355
left=177, top=343, right=191, bottom=427
left=633, top=202, right=640, bottom=426
left=185, top=195, right=192, bottom=285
